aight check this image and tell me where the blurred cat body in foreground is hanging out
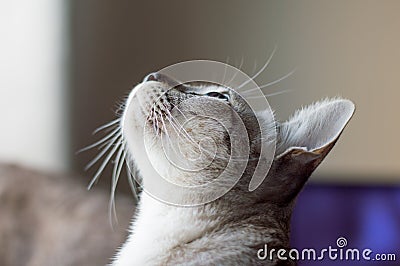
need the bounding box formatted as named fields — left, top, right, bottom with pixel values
left=0, top=164, right=133, bottom=266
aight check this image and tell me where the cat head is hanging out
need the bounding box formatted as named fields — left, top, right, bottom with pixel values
left=121, top=73, right=355, bottom=206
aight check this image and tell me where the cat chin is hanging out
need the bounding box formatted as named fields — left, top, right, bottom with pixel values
left=122, top=81, right=160, bottom=160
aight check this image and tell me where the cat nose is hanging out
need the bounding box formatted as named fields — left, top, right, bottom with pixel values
left=143, top=72, right=179, bottom=87
left=143, top=72, right=160, bottom=82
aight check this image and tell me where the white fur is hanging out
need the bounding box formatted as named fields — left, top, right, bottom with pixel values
left=112, top=194, right=220, bottom=265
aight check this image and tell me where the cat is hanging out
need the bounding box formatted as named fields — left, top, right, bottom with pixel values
left=109, top=72, right=355, bottom=265
left=0, top=164, right=133, bottom=266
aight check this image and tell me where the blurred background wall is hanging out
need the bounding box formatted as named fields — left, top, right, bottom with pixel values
left=2, top=0, right=399, bottom=186
left=68, top=0, right=400, bottom=185
left=0, top=0, right=66, bottom=171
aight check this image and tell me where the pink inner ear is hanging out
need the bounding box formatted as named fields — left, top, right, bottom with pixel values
left=276, top=98, right=355, bottom=155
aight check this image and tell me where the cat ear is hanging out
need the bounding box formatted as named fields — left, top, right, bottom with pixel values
left=276, top=98, right=355, bottom=156
left=258, top=98, right=355, bottom=203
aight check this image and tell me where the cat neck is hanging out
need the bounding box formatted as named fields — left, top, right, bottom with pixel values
left=113, top=192, right=292, bottom=265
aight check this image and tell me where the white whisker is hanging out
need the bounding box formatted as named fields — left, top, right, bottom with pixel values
left=92, top=118, right=120, bottom=135
left=242, top=69, right=296, bottom=95
left=170, top=102, right=188, bottom=120
left=225, top=57, right=244, bottom=86
left=84, top=132, right=122, bottom=171
left=164, top=108, right=198, bottom=147
left=237, top=45, right=277, bottom=90
left=154, top=112, right=161, bottom=137
left=159, top=114, right=182, bottom=157
left=78, top=127, right=121, bottom=154
left=126, top=162, right=139, bottom=201
left=221, top=56, right=230, bottom=84
left=109, top=142, right=126, bottom=228
left=245, top=89, right=292, bottom=99
left=87, top=135, right=123, bottom=190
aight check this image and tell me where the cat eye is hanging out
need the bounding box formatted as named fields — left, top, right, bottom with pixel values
left=205, top=92, right=229, bottom=100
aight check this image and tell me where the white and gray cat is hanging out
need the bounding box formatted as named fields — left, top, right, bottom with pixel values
left=109, top=72, right=355, bottom=265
